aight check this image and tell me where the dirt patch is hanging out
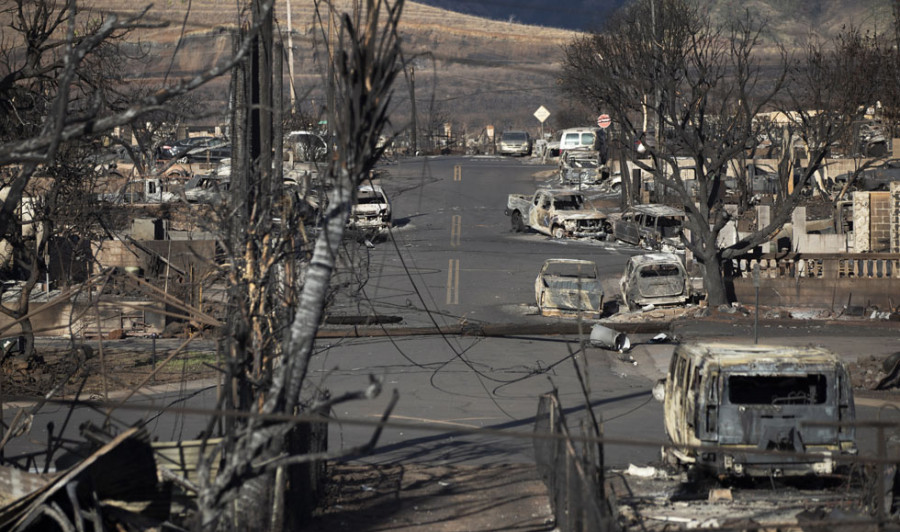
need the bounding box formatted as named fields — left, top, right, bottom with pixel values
left=1, top=336, right=218, bottom=398
left=306, top=462, right=554, bottom=532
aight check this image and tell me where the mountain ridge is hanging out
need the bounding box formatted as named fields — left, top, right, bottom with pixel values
left=20, top=1, right=899, bottom=132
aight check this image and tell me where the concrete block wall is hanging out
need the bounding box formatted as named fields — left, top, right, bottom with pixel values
left=790, top=206, right=846, bottom=253
left=92, top=239, right=147, bottom=273
left=870, top=191, right=891, bottom=252
left=892, top=181, right=900, bottom=252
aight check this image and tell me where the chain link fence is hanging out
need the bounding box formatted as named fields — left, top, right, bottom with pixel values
left=534, top=391, right=617, bottom=532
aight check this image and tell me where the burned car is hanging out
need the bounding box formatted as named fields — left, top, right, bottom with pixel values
left=535, top=259, right=604, bottom=318
left=660, top=342, right=857, bottom=478
left=349, top=184, right=392, bottom=234
left=612, top=204, right=685, bottom=251
left=619, top=253, right=691, bottom=311
left=507, top=189, right=610, bottom=239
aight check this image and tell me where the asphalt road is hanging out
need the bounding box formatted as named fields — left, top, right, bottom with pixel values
left=321, top=155, right=665, bottom=467
left=334, top=155, right=639, bottom=327
left=4, top=155, right=899, bottom=474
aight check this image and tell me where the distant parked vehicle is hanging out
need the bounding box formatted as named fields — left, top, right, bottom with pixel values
left=287, top=130, right=329, bottom=162
left=856, top=159, right=900, bottom=191
left=557, top=127, right=604, bottom=153
left=157, top=136, right=223, bottom=161
left=98, top=178, right=178, bottom=204
left=185, top=176, right=230, bottom=204
left=180, top=140, right=231, bottom=164
left=498, top=130, right=532, bottom=156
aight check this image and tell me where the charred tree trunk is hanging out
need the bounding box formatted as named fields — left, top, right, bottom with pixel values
left=699, top=249, right=729, bottom=308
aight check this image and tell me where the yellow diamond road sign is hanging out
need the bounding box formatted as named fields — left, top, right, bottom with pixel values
left=534, top=106, right=550, bottom=123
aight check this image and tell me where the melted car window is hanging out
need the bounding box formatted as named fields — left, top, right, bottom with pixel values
left=639, top=264, right=682, bottom=277
left=554, top=195, right=583, bottom=210
left=357, top=193, right=386, bottom=204
left=544, top=263, right=597, bottom=278
left=728, top=375, right=827, bottom=405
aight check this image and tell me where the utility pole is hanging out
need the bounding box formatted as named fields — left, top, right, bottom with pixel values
left=286, top=0, right=296, bottom=114
left=408, top=65, right=417, bottom=156
left=327, top=8, right=335, bottom=136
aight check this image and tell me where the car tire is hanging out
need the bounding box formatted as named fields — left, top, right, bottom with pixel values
left=552, top=225, right=566, bottom=239
left=511, top=211, right=525, bottom=233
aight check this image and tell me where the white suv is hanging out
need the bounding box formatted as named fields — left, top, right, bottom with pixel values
left=558, top=127, right=603, bottom=152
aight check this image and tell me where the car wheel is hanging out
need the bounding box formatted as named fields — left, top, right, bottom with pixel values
left=511, top=211, right=525, bottom=232
left=552, top=225, right=566, bottom=239
left=610, top=182, right=621, bottom=193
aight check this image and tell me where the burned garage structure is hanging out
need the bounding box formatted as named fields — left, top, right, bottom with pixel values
left=660, top=343, right=857, bottom=478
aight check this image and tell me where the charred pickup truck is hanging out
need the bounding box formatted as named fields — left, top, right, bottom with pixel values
left=506, top=189, right=609, bottom=239
left=659, top=342, right=857, bottom=478
left=534, top=259, right=604, bottom=319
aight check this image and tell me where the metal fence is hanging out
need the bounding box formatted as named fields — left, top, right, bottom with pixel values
left=534, top=391, right=616, bottom=532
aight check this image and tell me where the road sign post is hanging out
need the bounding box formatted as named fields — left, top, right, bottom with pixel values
left=597, top=114, right=611, bottom=129
left=534, top=106, right=550, bottom=148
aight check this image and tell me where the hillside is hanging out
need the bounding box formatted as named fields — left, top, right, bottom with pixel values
left=416, top=0, right=893, bottom=37
left=74, top=0, right=580, bottom=133
left=12, top=0, right=900, bottom=138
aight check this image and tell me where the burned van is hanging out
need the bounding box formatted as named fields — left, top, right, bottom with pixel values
left=661, top=343, right=856, bottom=477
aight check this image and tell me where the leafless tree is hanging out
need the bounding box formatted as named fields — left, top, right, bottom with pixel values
left=0, top=0, right=276, bottom=360
left=193, top=0, right=406, bottom=528
left=560, top=0, right=888, bottom=306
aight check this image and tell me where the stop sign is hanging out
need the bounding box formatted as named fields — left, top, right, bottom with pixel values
left=597, top=114, right=611, bottom=129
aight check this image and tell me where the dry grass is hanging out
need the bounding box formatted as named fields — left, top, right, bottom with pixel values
left=81, top=0, right=577, bottom=129
left=5, top=1, right=894, bottom=132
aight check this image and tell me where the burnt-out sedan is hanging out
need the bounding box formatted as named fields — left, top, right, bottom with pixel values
left=535, top=259, right=604, bottom=319
left=619, top=253, right=691, bottom=311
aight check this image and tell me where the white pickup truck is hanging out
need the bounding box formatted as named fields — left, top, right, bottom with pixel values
left=505, top=189, right=609, bottom=239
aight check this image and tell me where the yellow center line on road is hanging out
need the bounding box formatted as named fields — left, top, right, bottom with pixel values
left=450, top=215, right=461, bottom=247
left=453, top=164, right=462, bottom=181
left=446, top=258, right=459, bottom=305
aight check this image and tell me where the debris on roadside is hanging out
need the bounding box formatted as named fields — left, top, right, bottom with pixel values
left=0, top=427, right=172, bottom=531
left=589, top=324, right=630, bottom=352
